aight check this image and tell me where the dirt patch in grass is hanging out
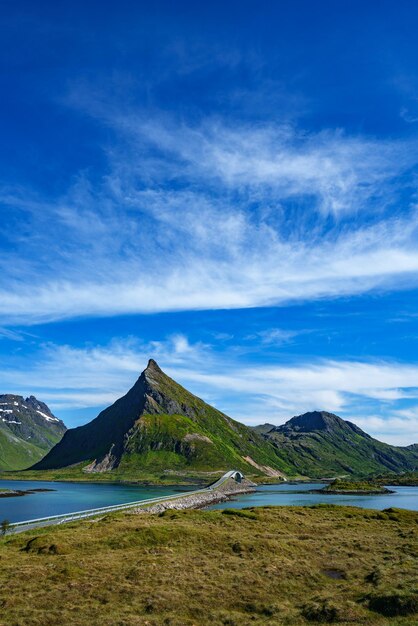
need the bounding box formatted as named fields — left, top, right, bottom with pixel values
left=321, top=568, right=347, bottom=580
left=0, top=505, right=417, bottom=625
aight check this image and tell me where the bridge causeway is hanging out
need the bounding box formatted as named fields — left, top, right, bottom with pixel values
left=6, top=470, right=246, bottom=534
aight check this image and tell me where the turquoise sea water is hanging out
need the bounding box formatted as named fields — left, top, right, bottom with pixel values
left=210, top=482, right=418, bottom=511
left=1, top=480, right=417, bottom=523
left=0, top=479, right=195, bottom=523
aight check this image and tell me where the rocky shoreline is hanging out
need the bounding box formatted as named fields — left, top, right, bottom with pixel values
left=134, top=477, right=256, bottom=514
left=0, top=488, right=55, bottom=498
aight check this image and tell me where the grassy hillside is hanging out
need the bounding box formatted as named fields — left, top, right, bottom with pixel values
left=33, top=360, right=292, bottom=480
left=118, top=364, right=293, bottom=476
left=120, top=411, right=290, bottom=475
left=373, top=471, right=418, bottom=486
left=257, top=411, right=418, bottom=478
left=0, top=427, right=46, bottom=471
left=0, top=505, right=417, bottom=624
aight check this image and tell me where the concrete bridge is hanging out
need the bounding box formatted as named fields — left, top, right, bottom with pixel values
left=208, top=470, right=244, bottom=488
left=5, top=470, right=247, bottom=535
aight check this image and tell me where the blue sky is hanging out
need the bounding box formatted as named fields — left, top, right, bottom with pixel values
left=2, top=0, right=418, bottom=444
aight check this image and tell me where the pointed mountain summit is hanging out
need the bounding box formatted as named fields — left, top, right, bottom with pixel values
left=255, top=410, right=418, bottom=477
left=0, top=394, right=66, bottom=470
left=33, top=360, right=286, bottom=476
left=277, top=411, right=351, bottom=433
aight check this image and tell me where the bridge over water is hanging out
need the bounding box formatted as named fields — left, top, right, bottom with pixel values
left=6, top=470, right=246, bottom=534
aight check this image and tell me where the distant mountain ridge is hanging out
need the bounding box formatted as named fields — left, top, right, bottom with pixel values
left=255, top=410, right=418, bottom=477
left=0, top=395, right=66, bottom=470
left=33, top=360, right=287, bottom=477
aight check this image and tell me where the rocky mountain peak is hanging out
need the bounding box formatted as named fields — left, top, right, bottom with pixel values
left=279, top=410, right=345, bottom=433
left=0, top=393, right=64, bottom=426
left=25, top=395, right=55, bottom=416
left=142, top=359, right=164, bottom=385
left=254, top=423, right=276, bottom=435
left=146, top=358, right=162, bottom=372
left=0, top=393, right=66, bottom=470
left=32, top=358, right=284, bottom=476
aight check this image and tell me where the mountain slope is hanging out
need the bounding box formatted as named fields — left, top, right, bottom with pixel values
left=255, top=411, right=418, bottom=477
left=33, top=360, right=289, bottom=477
left=0, top=395, right=66, bottom=470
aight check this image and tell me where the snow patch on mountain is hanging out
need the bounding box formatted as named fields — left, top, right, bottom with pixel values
left=36, top=409, right=59, bottom=422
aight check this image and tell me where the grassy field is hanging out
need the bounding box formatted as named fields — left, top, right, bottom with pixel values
left=0, top=505, right=417, bottom=625
left=0, top=467, right=291, bottom=487
left=322, top=479, right=389, bottom=494
left=0, top=466, right=228, bottom=486
left=373, top=472, right=418, bottom=486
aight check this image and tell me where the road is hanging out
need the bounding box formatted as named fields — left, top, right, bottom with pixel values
left=5, top=470, right=242, bottom=534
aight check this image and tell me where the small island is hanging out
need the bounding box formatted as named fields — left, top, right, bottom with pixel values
left=0, top=487, right=55, bottom=498
left=314, top=479, right=394, bottom=495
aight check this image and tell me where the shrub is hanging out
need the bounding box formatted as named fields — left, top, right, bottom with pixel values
left=21, top=536, right=68, bottom=554
left=301, top=598, right=363, bottom=623
left=364, top=568, right=382, bottom=585
left=302, top=599, right=340, bottom=622
left=221, top=508, right=257, bottom=519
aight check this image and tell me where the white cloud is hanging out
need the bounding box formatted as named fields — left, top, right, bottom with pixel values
left=245, top=328, right=303, bottom=345
left=1, top=186, right=418, bottom=324
left=1, top=108, right=418, bottom=325
left=0, top=335, right=210, bottom=407
left=400, top=104, right=418, bottom=124
left=1, top=336, right=418, bottom=445
left=116, top=117, right=415, bottom=215
left=354, top=412, right=418, bottom=447
left=0, top=327, right=26, bottom=341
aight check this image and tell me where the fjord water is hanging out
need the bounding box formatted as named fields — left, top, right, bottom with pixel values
left=210, top=482, right=418, bottom=511
left=0, top=480, right=195, bottom=523
left=1, top=480, right=418, bottom=523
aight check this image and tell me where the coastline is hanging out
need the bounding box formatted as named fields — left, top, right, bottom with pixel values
left=134, top=477, right=257, bottom=514
left=0, top=469, right=230, bottom=488
left=0, top=488, right=55, bottom=499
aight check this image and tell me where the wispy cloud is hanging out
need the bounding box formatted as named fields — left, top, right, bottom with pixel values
left=400, top=107, right=418, bottom=124
left=1, top=335, right=418, bottom=445
left=245, top=328, right=303, bottom=345
left=1, top=92, right=418, bottom=326
left=0, top=327, right=26, bottom=341
left=112, top=115, right=415, bottom=216
left=0, top=335, right=209, bottom=407
left=1, top=179, right=418, bottom=324
left=2, top=6, right=418, bottom=451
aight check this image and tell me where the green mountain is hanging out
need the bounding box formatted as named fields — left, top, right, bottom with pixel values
left=0, top=395, right=66, bottom=470
left=33, top=360, right=288, bottom=477
left=255, top=411, right=418, bottom=477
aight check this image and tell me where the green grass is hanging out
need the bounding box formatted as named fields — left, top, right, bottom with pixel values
left=33, top=360, right=298, bottom=479
left=251, top=475, right=293, bottom=484
left=0, top=427, right=47, bottom=471
left=323, top=479, right=389, bottom=493
left=0, top=505, right=417, bottom=625
left=260, top=413, right=418, bottom=478
left=372, top=472, right=418, bottom=486
left=0, top=465, right=224, bottom=486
